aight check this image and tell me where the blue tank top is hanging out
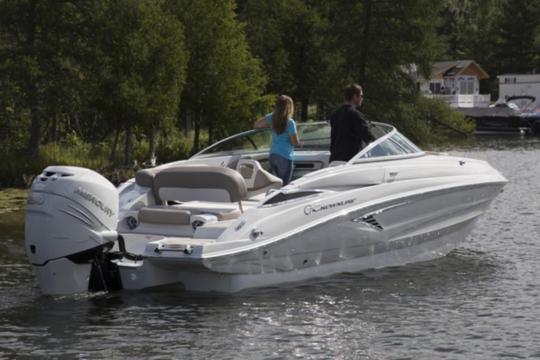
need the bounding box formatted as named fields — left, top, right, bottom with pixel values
left=265, top=113, right=297, bottom=160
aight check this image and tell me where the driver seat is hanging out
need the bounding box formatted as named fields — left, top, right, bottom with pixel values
left=236, top=159, right=282, bottom=197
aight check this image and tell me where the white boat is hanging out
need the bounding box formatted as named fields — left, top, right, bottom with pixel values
left=25, top=122, right=507, bottom=295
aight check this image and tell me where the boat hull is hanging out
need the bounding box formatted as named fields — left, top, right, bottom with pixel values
left=119, top=182, right=503, bottom=293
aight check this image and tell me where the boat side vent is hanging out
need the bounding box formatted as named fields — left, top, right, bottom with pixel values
left=353, top=214, right=384, bottom=231
left=262, top=190, right=321, bottom=206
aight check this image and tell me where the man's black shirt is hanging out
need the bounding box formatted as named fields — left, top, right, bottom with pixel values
left=329, top=104, right=375, bottom=162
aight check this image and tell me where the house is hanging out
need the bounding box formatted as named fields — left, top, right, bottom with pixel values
left=417, top=60, right=491, bottom=108
left=497, top=74, right=540, bottom=102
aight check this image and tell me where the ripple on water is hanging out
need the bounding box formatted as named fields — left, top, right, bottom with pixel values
left=1, top=137, right=540, bottom=359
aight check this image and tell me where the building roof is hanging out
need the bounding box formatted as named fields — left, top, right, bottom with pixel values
left=431, top=60, right=489, bottom=80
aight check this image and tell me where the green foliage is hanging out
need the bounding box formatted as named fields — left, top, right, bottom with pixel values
left=0, top=132, right=110, bottom=187
left=0, top=0, right=533, bottom=187
left=88, top=0, right=188, bottom=164
left=167, top=0, right=266, bottom=147
left=401, top=97, right=473, bottom=145
left=154, top=127, right=196, bottom=163
left=494, top=0, right=540, bottom=74
left=440, top=0, right=540, bottom=94
left=0, top=188, right=27, bottom=214
left=91, top=0, right=187, bottom=120
left=440, top=0, right=502, bottom=60
left=0, top=129, right=198, bottom=187
left=238, top=0, right=347, bottom=120
left=320, top=0, right=452, bottom=139
left=0, top=0, right=91, bottom=153
left=364, top=96, right=473, bottom=146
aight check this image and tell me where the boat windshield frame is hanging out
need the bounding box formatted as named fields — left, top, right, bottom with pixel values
left=348, top=125, right=425, bottom=164
left=192, top=121, right=332, bottom=158
left=192, top=121, right=424, bottom=163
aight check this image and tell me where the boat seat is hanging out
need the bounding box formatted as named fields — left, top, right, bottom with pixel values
left=135, top=167, right=160, bottom=188
left=135, top=164, right=210, bottom=200
left=138, top=207, right=191, bottom=225
left=153, top=165, right=247, bottom=204
left=137, top=166, right=247, bottom=227
left=236, top=159, right=282, bottom=197
left=137, top=205, right=239, bottom=226
left=171, top=201, right=242, bottom=220
left=135, top=167, right=160, bottom=201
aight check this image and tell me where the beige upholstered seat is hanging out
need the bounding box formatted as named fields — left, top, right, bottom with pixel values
left=236, top=159, right=282, bottom=197
left=153, top=166, right=247, bottom=204
left=135, top=163, right=209, bottom=200
left=135, top=167, right=159, bottom=188
left=135, top=167, right=161, bottom=201
left=137, top=166, right=247, bottom=226
left=138, top=207, right=191, bottom=225
left=171, top=201, right=241, bottom=220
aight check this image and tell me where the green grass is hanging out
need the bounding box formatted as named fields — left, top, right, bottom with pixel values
left=0, top=128, right=204, bottom=188
left=0, top=188, right=28, bottom=214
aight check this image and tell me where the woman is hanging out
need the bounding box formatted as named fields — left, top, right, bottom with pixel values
left=254, top=95, right=299, bottom=185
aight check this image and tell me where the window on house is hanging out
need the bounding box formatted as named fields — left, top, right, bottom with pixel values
left=458, top=77, right=475, bottom=94
left=429, top=82, right=441, bottom=94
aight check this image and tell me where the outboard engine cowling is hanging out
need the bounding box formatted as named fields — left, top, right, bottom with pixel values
left=25, top=166, right=119, bottom=295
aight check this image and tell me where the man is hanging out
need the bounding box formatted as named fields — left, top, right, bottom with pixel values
left=329, top=83, right=375, bottom=162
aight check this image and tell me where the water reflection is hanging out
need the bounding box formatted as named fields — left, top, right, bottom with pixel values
left=2, top=135, right=540, bottom=358
left=0, top=249, right=505, bottom=358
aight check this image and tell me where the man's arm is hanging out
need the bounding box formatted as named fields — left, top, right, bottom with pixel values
left=354, top=112, right=375, bottom=144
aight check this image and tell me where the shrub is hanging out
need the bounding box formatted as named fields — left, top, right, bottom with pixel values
left=365, top=96, right=474, bottom=147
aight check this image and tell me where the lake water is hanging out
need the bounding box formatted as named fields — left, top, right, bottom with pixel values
left=2, top=136, right=540, bottom=359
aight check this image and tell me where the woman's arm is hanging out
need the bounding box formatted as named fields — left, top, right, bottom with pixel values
left=254, top=116, right=269, bottom=129
left=289, top=133, right=299, bottom=146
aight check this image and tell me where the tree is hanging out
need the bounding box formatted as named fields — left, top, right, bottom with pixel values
left=493, top=0, right=540, bottom=74
left=440, top=0, right=540, bottom=95
left=0, top=0, right=92, bottom=155
left=329, top=1, right=445, bottom=121
left=167, top=0, right=266, bottom=152
left=89, top=0, right=187, bottom=165
left=440, top=0, right=504, bottom=94
left=238, top=0, right=347, bottom=122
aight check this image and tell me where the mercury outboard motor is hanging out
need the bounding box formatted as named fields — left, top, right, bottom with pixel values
left=25, top=166, right=120, bottom=295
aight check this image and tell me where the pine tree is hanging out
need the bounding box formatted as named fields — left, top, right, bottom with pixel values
left=89, top=0, right=187, bottom=165
left=166, top=0, right=266, bottom=151
left=238, top=0, right=347, bottom=122
left=494, top=0, right=540, bottom=74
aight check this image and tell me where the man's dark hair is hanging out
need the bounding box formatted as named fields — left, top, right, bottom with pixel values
left=344, top=83, right=363, bottom=101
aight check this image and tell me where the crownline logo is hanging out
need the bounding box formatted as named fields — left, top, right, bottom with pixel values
left=304, top=199, right=355, bottom=215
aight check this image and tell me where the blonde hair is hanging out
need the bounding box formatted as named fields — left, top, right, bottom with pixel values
left=272, top=95, right=294, bottom=134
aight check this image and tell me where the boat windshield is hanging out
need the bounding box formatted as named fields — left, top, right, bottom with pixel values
left=194, top=122, right=334, bottom=157
left=521, top=99, right=540, bottom=114
left=194, top=129, right=272, bottom=157
left=193, top=121, right=399, bottom=158
left=352, top=131, right=423, bottom=163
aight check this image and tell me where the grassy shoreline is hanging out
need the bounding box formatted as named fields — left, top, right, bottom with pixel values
left=0, top=188, right=28, bottom=214
left=0, top=130, right=474, bottom=213
left=0, top=166, right=136, bottom=213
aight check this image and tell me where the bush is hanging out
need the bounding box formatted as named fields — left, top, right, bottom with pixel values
left=155, top=127, right=196, bottom=163
left=366, top=96, right=474, bottom=147
left=0, top=129, right=199, bottom=188
left=0, top=98, right=473, bottom=188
